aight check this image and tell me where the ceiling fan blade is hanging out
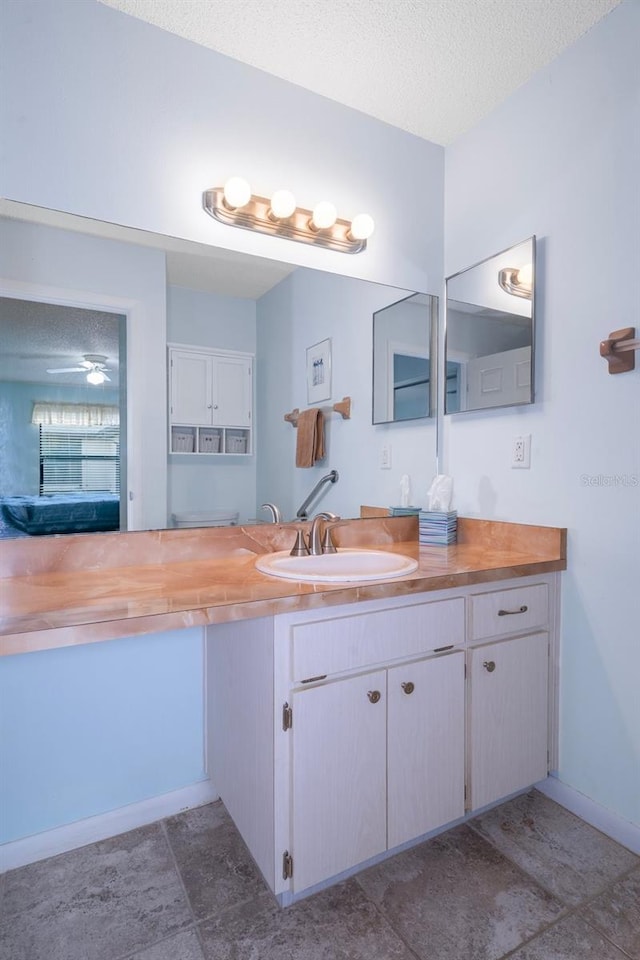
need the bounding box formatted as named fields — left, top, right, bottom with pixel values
left=102, top=372, right=112, bottom=382
left=46, top=366, right=86, bottom=374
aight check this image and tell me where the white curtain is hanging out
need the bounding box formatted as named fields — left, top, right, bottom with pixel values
left=31, top=402, right=120, bottom=427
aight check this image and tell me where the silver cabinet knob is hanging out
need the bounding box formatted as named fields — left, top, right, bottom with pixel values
left=483, top=660, right=496, bottom=673
left=401, top=681, right=415, bottom=695
left=367, top=690, right=381, bottom=704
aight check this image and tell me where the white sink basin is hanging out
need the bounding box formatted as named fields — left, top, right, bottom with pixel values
left=255, top=548, right=418, bottom=583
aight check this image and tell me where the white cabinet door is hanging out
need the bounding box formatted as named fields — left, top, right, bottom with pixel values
left=291, top=670, right=387, bottom=892
left=212, top=355, right=252, bottom=427
left=170, top=350, right=213, bottom=425
left=469, top=632, right=549, bottom=810
left=387, top=653, right=465, bottom=848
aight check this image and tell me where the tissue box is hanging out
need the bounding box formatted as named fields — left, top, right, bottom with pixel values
left=419, top=510, right=457, bottom=545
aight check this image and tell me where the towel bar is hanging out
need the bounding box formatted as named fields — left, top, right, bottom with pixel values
left=600, top=327, right=638, bottom=374
left=284, top=396, right=351, bottom=426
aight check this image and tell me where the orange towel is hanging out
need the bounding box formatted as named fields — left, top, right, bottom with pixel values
left=296, top=408, right=325, bottom=467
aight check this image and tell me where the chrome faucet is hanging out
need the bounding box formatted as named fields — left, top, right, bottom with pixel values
left=260, top=502, right=282, bottom=523
left=308, top=511, right=340, bottom=556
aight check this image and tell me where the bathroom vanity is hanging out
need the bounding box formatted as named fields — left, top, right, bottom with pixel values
left=207, top=571, right=558, bottom=903
left=0, top=515, right=565, bottom=898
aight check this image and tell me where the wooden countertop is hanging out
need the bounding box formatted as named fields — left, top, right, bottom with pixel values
left=0, top=517, right=566, bottom=657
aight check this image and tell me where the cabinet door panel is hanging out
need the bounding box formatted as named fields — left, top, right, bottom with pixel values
left=469, top=632, right=548, bottom=810
left=388, top=653, right=465, bottom=848
left=291, top=671, right=387, bottom=892
left=170, top=352, right=212, bottom=424
left=213, top=356, right=251, bottom=426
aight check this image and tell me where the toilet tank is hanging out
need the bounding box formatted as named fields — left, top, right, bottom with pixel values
left=172, top=510, right=239, bottom=528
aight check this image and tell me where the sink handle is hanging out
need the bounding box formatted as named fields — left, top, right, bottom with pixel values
left=289, top=530, right=309, bottom=556
left=321, top=527, right=337, bottom=554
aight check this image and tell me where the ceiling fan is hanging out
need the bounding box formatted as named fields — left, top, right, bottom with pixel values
left=46, top=354, right=112, bottom=385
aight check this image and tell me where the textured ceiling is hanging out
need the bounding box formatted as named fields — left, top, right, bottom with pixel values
left=100, top=0, right=620, bottom=145
left=0, top=298, right=122, bottom=387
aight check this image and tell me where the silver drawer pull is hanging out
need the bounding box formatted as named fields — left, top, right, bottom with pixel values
left=483, top=660, right=496, bottom=672
left=367, top=690, right=381, bottom=704
left=498, top=604, right=528, bottom=616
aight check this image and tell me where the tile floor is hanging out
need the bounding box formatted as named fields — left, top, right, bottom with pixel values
left=1, top=790, right=638, bottom=960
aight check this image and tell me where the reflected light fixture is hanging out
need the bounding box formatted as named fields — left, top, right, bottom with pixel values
left=86, top=368, right=106, bottom=385
left=204, top=178, right=374, bottom=253
left=498, top=263, right=533, bottom=299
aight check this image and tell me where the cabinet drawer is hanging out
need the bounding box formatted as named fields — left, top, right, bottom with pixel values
left=469, top=583, right=548, bottom=641
left=292, top=599, right=464, bottom=681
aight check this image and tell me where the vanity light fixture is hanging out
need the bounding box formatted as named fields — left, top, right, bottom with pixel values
left=203, top=178, right=375, bottom=253
left=498, top=263, right=533, bottom=299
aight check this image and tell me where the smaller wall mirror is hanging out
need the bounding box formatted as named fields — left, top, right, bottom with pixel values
left=445, top=237, right=535, bottom=414
left=372, top=293, right=436, bottom=424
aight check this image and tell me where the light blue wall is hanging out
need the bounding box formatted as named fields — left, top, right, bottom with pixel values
left=443, top=0, right=640, bottom=825
left=167, top=285, right=256, bottom=351
left=256, top=269, right=436, bottom=519
left=0, top=0, right=443, bottom=294
left=0, top=381, right=116, bottom=496
left=167, top=285, right=257, bottom=522
left=0, top=629, right=205, bottom=844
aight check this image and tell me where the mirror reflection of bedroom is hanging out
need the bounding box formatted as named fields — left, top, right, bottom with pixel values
left=0, top=297, right=125, bottom=539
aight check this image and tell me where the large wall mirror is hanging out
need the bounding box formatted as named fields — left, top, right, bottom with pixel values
left=0, top=202, right=438, bottom=540
left=372, top=293, right=436, bottom=424
left=445, top=237, right=535, bottom=414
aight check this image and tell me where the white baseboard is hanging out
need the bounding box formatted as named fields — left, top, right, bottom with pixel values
left=536, top=775, right=640, bottom=854
left=0, top=780, right=219, bottom=873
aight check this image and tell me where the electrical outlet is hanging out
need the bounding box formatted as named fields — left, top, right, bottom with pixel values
left=380, top=444, right=392, bottom=469
left=512, top=434, right=531, bottom=469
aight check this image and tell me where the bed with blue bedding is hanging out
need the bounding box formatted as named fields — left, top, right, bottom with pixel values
left=0, top=493, right=120, bottom=537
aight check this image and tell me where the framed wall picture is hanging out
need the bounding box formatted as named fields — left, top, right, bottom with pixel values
left=306, top=338, right=332, bottom=404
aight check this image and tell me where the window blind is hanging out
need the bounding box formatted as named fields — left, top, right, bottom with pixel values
left=39, top=425, right=120, bottom=495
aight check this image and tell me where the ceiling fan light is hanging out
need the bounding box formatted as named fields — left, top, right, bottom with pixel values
left=87, top=369, right=106, bottom=385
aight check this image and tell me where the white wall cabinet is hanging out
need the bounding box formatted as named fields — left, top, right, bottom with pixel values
left=168, top=345, right=253, bottom=455
left=206, top=573, right=559, bottom=905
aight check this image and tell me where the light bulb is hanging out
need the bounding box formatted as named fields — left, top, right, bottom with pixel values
left=269, top=189, right=296, bottom=219
left=223, top=177, right=252, bottom=210
left=87, top=369, right=105, bottom=385
left=516, top=263, right=533, bottom=288
left=348, top=213, right=375, bottom=241
left=310, top=201, right=337, bottom=231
